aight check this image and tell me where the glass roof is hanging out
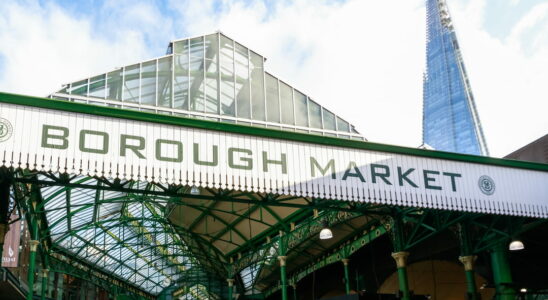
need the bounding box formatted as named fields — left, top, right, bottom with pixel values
left=39, top=175, right=194, bottom=295
left=49, top=32, right=363, bottom=140
left=13, top=169, right=375, bottom=297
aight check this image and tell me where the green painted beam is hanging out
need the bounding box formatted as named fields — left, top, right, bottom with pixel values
left=264, top=222, right=387, bottom=297
left=48, top=253, right=154, bottom=299
left=490, top=242, right=515, bottom=300
left=16, top=176, right=361, bottom=213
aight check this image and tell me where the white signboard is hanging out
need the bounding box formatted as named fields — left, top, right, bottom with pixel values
left=1, top=102, right=547, bottom=217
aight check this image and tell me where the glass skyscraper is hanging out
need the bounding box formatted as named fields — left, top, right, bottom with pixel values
left=423, top=0, right=489, bottom=156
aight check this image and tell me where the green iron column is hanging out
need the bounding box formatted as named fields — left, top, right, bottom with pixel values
left=291, top=282, right=297, bottom=300
left=491, top=242, right=515, bottom=300
left=56, top=272, right=64, bottom=300
left=458, top=223, right=479, bottom=300
left=391, top=252, right=410, bottom=300
left=391, top=214, right=410, bottom=300
left=459, top=256, right=479, bottom=299
left=48, top=271, right=56, bottom=300
left=0, top=170, right=11, bottom=260
left=278, top=255, right=289, bottom=300
left=341, top=258, right=351, bottom=294
left=41, top=269, right=49, bottom=300
left=227, top=279, right=234, bottom=300
left=27, top=239, right=39, bottom=300
left=27, top=220, right=39, bottom=300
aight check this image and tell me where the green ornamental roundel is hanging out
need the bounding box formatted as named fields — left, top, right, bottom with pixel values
left=0, top=117, right=13, bottom=142
left=478, top=175, right=495, bottom=196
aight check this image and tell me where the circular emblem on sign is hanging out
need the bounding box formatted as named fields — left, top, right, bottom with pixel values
left=0, top=117, right=13, bottom=142
left=478, top=175, right=495, bottom=195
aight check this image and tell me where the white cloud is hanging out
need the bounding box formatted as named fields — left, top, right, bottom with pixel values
left=0, top=0, right=546, bottom=158
left=450, top=0, right=548, bottom=156
left=0, top=1, right=158, bottom=96
left=510, top=0, right=520, bottom=5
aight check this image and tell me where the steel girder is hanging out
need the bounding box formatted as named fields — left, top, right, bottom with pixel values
left=12, top=170, right=388, bottom=297
left=386, top=207, right=545, bottom=254
left=9, top=168, right=547, bottom=298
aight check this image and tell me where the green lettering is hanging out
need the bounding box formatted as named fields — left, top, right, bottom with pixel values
left=397, top=167, right=418, bottom=188
left=228, top=148, right=253, bottom=170
left=423, top=170, right=441, bottom=190
left=193, top=143, right=218, bottom=166
left=41, top=125, right=69, bottom=149
left=155, top=139, right=183, bottom=162
left=310, top=157, right=336, bottom=179
left=342, top=162, right=365, bottom=182
left=120, top=134, right=145, bottom=158
left=443, top=172, right=461, bottom=192
left=371, top=164, right=392, bottom=185
left=79, top=130, right=109, bottom=154
left=262, top=152, right=287, bottom=174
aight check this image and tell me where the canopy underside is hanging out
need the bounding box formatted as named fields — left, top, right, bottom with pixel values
left=12, top=170, right=379, bottom=297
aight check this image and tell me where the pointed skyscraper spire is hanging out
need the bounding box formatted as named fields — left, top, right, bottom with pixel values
left=423, top=0, right=489, bottom=156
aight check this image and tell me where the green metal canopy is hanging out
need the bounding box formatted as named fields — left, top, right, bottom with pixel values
left=0, top=33, right=547, bottom=300
left=3, top=91, right=546, bottom=299
left=10, top=167, right=385, bottom=298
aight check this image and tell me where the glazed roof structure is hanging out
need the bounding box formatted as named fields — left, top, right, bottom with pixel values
left=50, top=32, right=363, bottom=140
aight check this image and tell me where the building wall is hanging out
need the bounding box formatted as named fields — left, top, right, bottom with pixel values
left=378, top=260, right=495, bottom=300
left=504, top=134, right=548, bottom=163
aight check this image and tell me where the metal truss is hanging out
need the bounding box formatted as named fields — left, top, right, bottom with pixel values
left=4, top=168, right=545, bottom=299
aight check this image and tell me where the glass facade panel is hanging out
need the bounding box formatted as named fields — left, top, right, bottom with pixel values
left=189, top=37, right=205, bottom=112
left=265, top=74, right=280, bottom=123
left=89, top=75, right=106, bottom=99
left=204, top=34, right=219, bottom=114
left=107, top=69, right=122, bottom=101
left=279, top=82, right=294, bottom=125
left=250, top=51, right=265, bottom=121
left=423, top=0, right=488, bottom=155
left=68, top=79, right=88, bottom=96
left=157, top=57, right=172, bottom=108
left=235, top=42, right=250, bottom=118
left=174, top=40, right=189, bottom=110
left=123, top=64, right=140, bottom=103
left=337, top=117, right=350, bottom=132
left=140, top=60, right=156, bottom=106
left=308, top=99, right=322, bottom=129
left=220, top=35, right=235, bottom=116
left=323, top=109, right=336, bottom=131
left=294, top=90, right=308, bottom=127
left=173, top=40, right=187, bottom=54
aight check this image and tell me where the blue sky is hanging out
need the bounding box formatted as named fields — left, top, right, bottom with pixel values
left=484, top=0, right=545, bottom=37
left=0, top=0, right=546, bottom=157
